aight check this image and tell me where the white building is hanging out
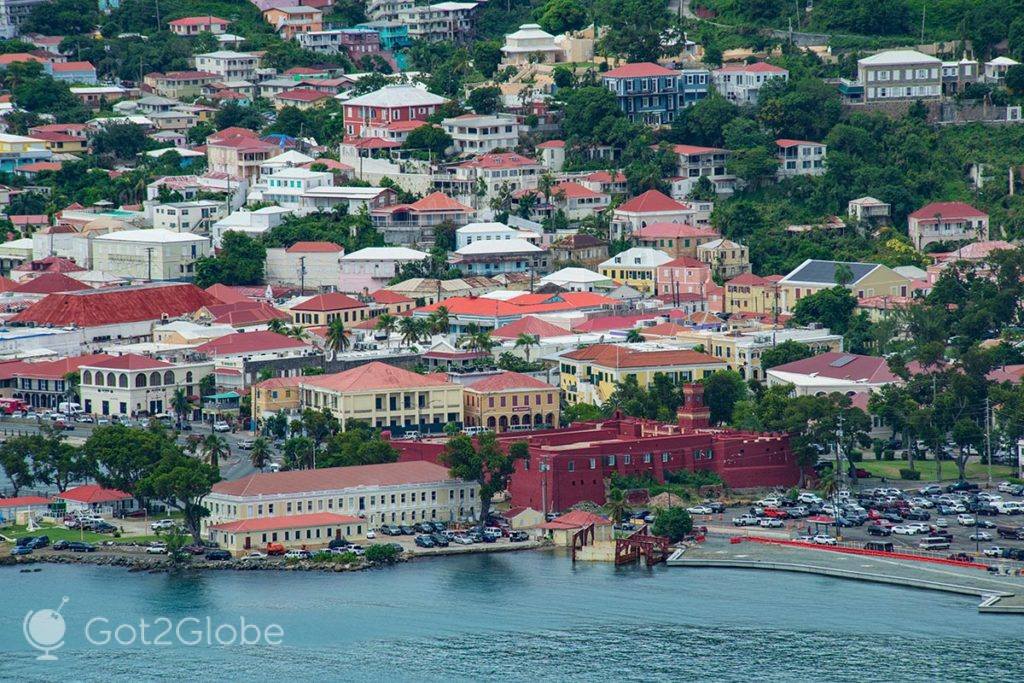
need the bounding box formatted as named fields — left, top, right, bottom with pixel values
left=256, top=168, right=335, bottom=210
left=775, top=139, right=826, bottom=178
left=712, top=62, right=788, bottom=104
left=298, top=186, right=396, bottom=216
left=146, top=200, right=227, bottom=233
left=985, top=56, right=1020, bottom=83
left=259, top=150, right=316, bottom=177
left=265, top=241, right=345, bottom=289
left=500, top=23, right=562, bottom=66
left=211, top=206, right=291, bottom=247
left=91, top=229, right=212, bottom=280
left=79, top=354, right=214, bottom=417
left=397, top=1, right=478, bottom=43
left=455, top=221, right=531, bottom=249
left=340, top=246, right=429, bottom=293
left=441, top=113, right=520, bottom=155
left=194, top=51, right=260, bottom=81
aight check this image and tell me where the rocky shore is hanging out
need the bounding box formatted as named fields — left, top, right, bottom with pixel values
left=6, top=551, right=391, bottom=573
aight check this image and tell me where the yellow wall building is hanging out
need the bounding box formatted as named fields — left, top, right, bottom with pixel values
left=251, top=376, right=303, bottom=419
left=463, top=371, right=560, bottom=432
left=723, top=273, right=784, bottom=313
left=674, top=328, right=844, bottom=381
left=777, top=259, right=911, bottom=313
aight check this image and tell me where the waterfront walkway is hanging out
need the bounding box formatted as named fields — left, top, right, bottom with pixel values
left=668, top=537, right=1024, bottom=614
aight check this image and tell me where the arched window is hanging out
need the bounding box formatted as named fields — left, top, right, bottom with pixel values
left=94, top=372, right=104, bottom=387
left=118, top=374, right=127, bottom=388
left=106, top=373, right=116, bottom=387
left=82, top=370, right=92, bottom=384
left=163, top=371, right=174, bottom=385
left=136, top=374, right=147, bottom=388
left=148, top=372, right=160, bottom=386
left=186, top=371, right=193, bottom=383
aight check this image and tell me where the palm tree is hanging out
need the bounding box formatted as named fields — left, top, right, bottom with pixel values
left=625, top=328, right=645, bottom=343
left=250, top=437, right=272, bottom=471
left=605, top=488, right=629, bottom=525
left=375, top=313, right=397, bottom=345
left=399, top=316, right=422, bottom=348
left=428, top=305, right=450, bottom=335
left=171, top=388, right=192, bottom=427
left=538, top=172, right=556, bottom=205
left=459, top=323, right=494, bottom=352
left=267, top=318, right=289, bottom=334
left=514, top=333, right=540, bottom=363
left=818, top=467, right=838, bottom=499
left=202, top=434, right=230, bottom=469
left=325, top=319, right=350, bottom=360
left=287, top=325, right=308, bottom=340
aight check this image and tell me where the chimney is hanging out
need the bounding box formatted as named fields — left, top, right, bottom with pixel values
left=677, top=383, right=710, bottom=430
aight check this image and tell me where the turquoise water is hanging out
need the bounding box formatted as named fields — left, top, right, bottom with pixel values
left=1, top=551, right=1020, bottom=681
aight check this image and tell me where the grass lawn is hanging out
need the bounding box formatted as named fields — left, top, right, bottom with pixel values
left=859, top=459, right=1015, bottom=482
left=0, top=524, right=161, bottom=544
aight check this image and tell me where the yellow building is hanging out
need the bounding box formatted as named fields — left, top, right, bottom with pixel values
left=674, top=328, right=844, bottom=381
left=0, top=133, right=51, bottom=172
left=723, top=273, right=784, bottom=314
left=558, top=344, right=726, bottom=405
left=203, top=461, right=479, bottom=553
left=251, top=376, right=303, bottom=420
left=598, top=247, right=674, bottom=293
left=463, top=371, right=560, bottom=432
left=777, top=259, right=911, bottom=313
left=300, top=361, right=463, bottom=432
left=289, top=292, right=374, bottom=327
left=697, top=238, right=751, bottom=280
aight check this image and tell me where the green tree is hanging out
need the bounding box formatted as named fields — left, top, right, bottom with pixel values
left=467, top=85, right=502, bottom=115
left=193, top=232, right=266, bottom=287
left=537, top=0, right=588, bottom=33
left=91, top=123, right=153, bottom=160
left=514, top=333, right=540, bottom=362
left=472, top=40, right=502, bottom=78
left=201, top=434, right=230, bottom=469
left=669, top=95, right=739, bottom=147
left=701, top=371, right=747, bottom=425
left=84, top=425, right=169, bottom=501
left=32, top=427, right=93, bottom=493
left=559, top=86, right=624, bottom=144
left=729, top=146, right=779, bottom=187
left=250, top=437, right=272, bottom=472
left=136, top=451, right=220, bottom=543
left=23, top=0, right=99, bottom=37
left=604, top=487, right=630, bottom=523
left=402, top=124, right=453, bottom=157
left=652, top=506, right=693, bottom=541
left=441, top=435, right=527, bottom=529
left=0, top=436, right=36, bottom=496
left=792, top=286, right=857, bottom=335
left=325, top=319, right=351, bottom=360
left=950, top=418, right=984, bottom=481
left=625, top=328, right=645, bottom=343
left=1005, top=64, right=1024, bottom=93
left=760, top=340, right=815, bottom=370
left=364, top=543, right=400, bottom=564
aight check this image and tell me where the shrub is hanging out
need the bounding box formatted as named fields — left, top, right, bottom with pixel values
left=899, top=468, right=921, bottom=480
left=651, top=507, right=693, bottom=542
left=364, top=544, right=400, bottom=564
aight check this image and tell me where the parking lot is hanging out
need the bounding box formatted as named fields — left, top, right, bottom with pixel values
left=687, top=482, right=1024, bottom=559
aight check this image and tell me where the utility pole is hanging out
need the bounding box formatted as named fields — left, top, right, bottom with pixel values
left=146, top=247, right=154, bottom=282
left=299, top=256, right=306, bottom=295
left=985, top=396, right=992, bottom=488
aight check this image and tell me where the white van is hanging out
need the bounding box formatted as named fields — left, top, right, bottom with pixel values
left=918, top=536, right=951, bottom=550
left=58, top=401, right=83, bottom=415
left=462, top=426, right=491, bottom=436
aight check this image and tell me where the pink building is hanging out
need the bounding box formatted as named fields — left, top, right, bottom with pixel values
left=655, top=256, right=712, bottom=298
left=168, top=16, right=231, bottom=36
left=907, top=201, right=989, bottom=250
left=343, top=85, right=448, bottom=138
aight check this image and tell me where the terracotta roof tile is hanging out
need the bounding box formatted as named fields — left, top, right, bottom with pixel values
left=291, top=292, right=366, bottom=312
left=58, top=484, right=132, bottom=503
left=300, top=361, right=452, bottom=393
left=10, top=282, right=219, bottom=327
left=208, top=512, right=362, bottom=533
left=212, top=460, right=456, bottom=497
left=195, top=330, right=308, bottom=355
left=616, top=190, right=688, bottom=214
left=466, top=371, right=553, bottom=392
left=491, top=315, right=570, bottom=339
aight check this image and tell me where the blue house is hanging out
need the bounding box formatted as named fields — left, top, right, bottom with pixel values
left=601, top=62, right=709, bottom=126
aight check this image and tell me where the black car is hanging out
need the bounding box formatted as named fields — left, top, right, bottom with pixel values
left=430, top=533, right=450, bottom=547
left=93, top=523, right=118, bottom=534
left=52, top=540, right=71, bottom=550
left=509, top=531, right=529, bottom=542
left=329, top=537, right=352, bottom=549
left=947, top=480, right=979, bottom=493
left=867, top=524, right=892, bottom=536
left=27, top=536, right=50, bottom=549
left=430, top=521, right=448, bottom=533
left=881, top=512, right=904, bottom=524
left=975, top=519, right=997, bottom=529
left=205, top=549, right=232, bottom=561
left=414, top=535, right=435, bottom=548
left=67, top=541, right=96, bottom=552
left=400, top=525, right=415, bottom=535
left=904, top=509, right=930, bottom=521
left=480, top=531, right=499, bottom=543
left=974, top=505, right=998, bottom=516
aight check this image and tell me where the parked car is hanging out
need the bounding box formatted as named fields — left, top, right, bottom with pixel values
left=904, top=509, right=931, bottom=521
left=213, top=421, right=231, bottom=432
left=10, top=545, right=32, bottom=556
left=867, top=524, right=893, bottom=537
left=151, top=519, right=176, bottom=531
left=934, top=518, right=949, bottom=528
left=983, top=546, right=1007, bottom=557
left=732, top=514, right=760, bottom=527
left=430, top=533, right=450, bottom=547
left=414, top=535, right=435, bottom=548
left=146, top=542, right=167, bottom=554
left=956, top=514, right=976, bottom=526
left=975, top=519, right=997, bottom=529
left=205, top=549, right=232, bottom=561
left=509, top=531, right=529, bottom=542
left=969, top=531, right=993, bottom=542
left=243, top=551, right=267, bottom=561
left=812, top=534, right=837, bottom=546
left=265, top=543, right=286, bottom=556
left=481, top=530, right=500, bottom=543
left=67, top=541, right=96, bottom=552
left=759, top=518, right=784, bottom=528
left=284, top=549, right=311, bottom=559
left=399, top=525, right=415, bottom=535
left=237, top=439, right=255, bottom=450
left=686, top=505, right=713, bottom=515
left=453, top=534, right=474, bottom=545
left=891, top=525, right=916, bottom=536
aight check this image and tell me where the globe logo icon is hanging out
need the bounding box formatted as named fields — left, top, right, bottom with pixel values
left=23, top=596, right=69, bottom=661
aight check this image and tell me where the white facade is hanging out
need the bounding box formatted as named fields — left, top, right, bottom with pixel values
left=500, top=23, right=561, bottom=66
left=397, top=1, right=477, bottom=42
left=455, top=221, right=522, bottom=249
left=265, top=247, right=344, bottom=289
left=538, top=267, right=612, bottom=292
left=147, top=200, right=227, bottom=233
left=211, top=207, right=291, bottom=247
left=441, top=114, right=520, bottom=155
left=258, top=168, right=335, bottom=209
left=339, top=247, right=429, bottom=293
left=857, top=50, right=941, bottom=101
left=776, top=141, right=827, bottom=178
left=91, top=229, right=212, bottom=280
left=194, top=51, right=259, bottom=81
left=79, top=358, right=214, bottom=417
left=712, top=64, right=788, bottom=104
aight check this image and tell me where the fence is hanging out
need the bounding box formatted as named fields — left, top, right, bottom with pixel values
left=739, top=536, right=991, bottom=571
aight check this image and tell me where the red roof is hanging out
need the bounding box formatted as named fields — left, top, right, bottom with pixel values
left=909, top=201, right=988, bottom=221
left=726, top=273, right=771, bottom=287
left=277, top=88, right=331, bottom=103
left=616, top=190, right=688, bottom=214
left=29, top=131, right=80, bottom=143
left=208, top=512, right=362, bottom=533
left=661, top=256, right=706, bottom=268
left=371, top=290, right=412, bottom=304
left=291, top=292, right=366, bottom=312
left=51, top=61, right=95, bottom=73
left=0, top=276, right=17, bottom=292
left=58, top=484, right=132, bottom=504
left=169, top=16, right=229, bottom=26
left=536, top=139, right=565, bottom=149
left=10, top=282, right=219, bottom=327
left=717, top=61, right=788, bottom=74
left=0, top=353, right=113, bottom=381
left=12, top=272, right=89, bottom=294
left=0, top=53, right=45, bottom=65
left=283, top=66, right=325, bottom=75
left=634, top=222, right=718, bottom=239
left=285, top=241, right=343, bottom=253
left=642, top=322, right=687, bottom=337
left=417, top=292, right=613, bottom=318
left=775, top=138, right=821, bottom=148
left=603, top=62, right=678, bottom=78
left=492, top=315, right=570, bottom=339
left=205, top=283, right=251, bottom=304
left=571, top=313, right=657, bottom=333
left=0, top=495, right=50, bottom=508
left=540, top=509, right=612, bottom=529
left=563, top=343, right=723, bottom=369
left=459, top=152, right=539, bottom=170
left=408, top=191, right=473, bottom=213
left=87, top=354, right=171, bottom=371
left=584, top=170, right=626, bottom=183
left=205, top=300, right=289, bottom=326
left=159, top=70, right=218, bottom=80
left=668, top=143, right=726, bottom=155
left=15, top=256, right=84, bottom=274
left=212, top=460, right=455, bottom=497
left=301, top=361, right=452, bottom=393
left=15, top=161, right=62, bottom=173
left=768, top=352, right=899, bottom=384
left=466, top=371, right=553, bottom=392
left=195, top=330, right=308, bottom=355
left=254, top=376, right=303, bottom=391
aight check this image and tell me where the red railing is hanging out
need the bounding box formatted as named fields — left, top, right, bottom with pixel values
left=737, top=536, right=991, bottom=571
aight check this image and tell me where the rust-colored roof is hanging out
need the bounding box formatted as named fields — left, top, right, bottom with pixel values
left=616, top=190, right=688, bottom=214
left=302, top=361, right=452, bottom=393
left=208, top=512, right=362, bottom=533
left=634, top=222, right=718, bottom=239
left=87, top=354, right=171, bottom=371
left=416, top=292, right=614, bottom=318
left=212, top=460, right=456, bottom=497
left=466, top=371, right=553, bottom=393
left=205, top=283, right=251, bottom=304
left=371, top=290, right=412, bottom=304
left=563, top=343, right=723, bottom=369
left=408, top=191, right=473, bottom=213
left=196, top=330, right=308, bottom=355
left=10, top=282, right=219, bottom=327
left=0, top=353, right=114, bottom=381
left=12, top=272, right=89, bottom=294
left=285, top=241, right=343, bottom=253
left=291, top=292, right=366, bottom=312
left=492, top=315, right=570, bottom=339
left=206, top=301, right=289, bottom=326
left=58, top=484, right=132, bottom=503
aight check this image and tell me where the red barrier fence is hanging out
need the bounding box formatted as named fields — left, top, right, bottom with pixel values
left=735, top=536, right=991, bottom=572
